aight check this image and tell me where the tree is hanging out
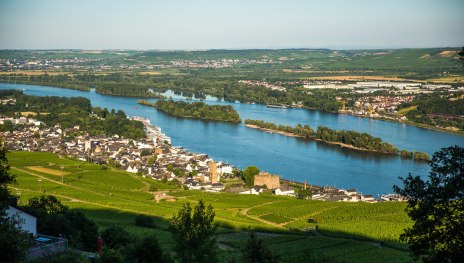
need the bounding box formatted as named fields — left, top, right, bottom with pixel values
left=0, top=139, right=15, bottom=212
left=135, top=214, right=155, bottom=228
left=147, top=155, right=157, bottom=166
left=127, top=235, right=170, bottom=263
left=297, top=188, right=312, bottom=200
left=101, top=226, right=132, bottom=250
left=98, top=247, right=124, bottom=263
left=393, top=145, right=464, bottom=262
left=0, top=139, right=30, bottom=262
left=242, top=229, right=279, bottom=263
left=24, top=195, right=98, bottom=251
left=242, top=166, right=260, bottom=187
left=169, top=199, right=217, bottom=263
left=25, top=195, right=68, bottom=217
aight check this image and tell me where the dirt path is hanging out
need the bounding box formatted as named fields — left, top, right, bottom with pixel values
left=240, top=201, right=285, bottom=229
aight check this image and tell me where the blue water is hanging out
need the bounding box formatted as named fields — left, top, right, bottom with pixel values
left=2, top=83, right=464, bottom=195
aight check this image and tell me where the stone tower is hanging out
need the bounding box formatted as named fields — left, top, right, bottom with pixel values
left=209, top=161, right=218, bottom=183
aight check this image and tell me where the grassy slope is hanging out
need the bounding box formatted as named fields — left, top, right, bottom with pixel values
left=7, top=152, right=413, bottom=262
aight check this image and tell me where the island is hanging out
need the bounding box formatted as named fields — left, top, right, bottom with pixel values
left=138, top=99, right=242, bottom=123
left=245, top=119, right=430, bottom=160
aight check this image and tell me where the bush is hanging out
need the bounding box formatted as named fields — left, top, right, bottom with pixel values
left=101, top=226, right=132, bottom=250
left=149, top=184, right=158, bottom=192
left=135, top=214, right=156, bottom=228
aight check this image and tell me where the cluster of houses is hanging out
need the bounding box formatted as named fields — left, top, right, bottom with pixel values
left=239, top=80, right=287, bottom=92
left=311, top=186, right=376, bottom=203
left=2, top=116, right=236, bottom=191
left=2, top=115, right=406, bottom=202
left=351, top=95, right=415, bottom=115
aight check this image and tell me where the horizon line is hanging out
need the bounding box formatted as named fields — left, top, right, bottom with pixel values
left=0, top=46, right=463, bottom=52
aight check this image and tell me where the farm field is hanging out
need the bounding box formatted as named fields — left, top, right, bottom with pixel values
left=7, top=151, right=413, bottom=262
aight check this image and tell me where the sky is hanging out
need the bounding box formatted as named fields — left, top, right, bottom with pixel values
left=0, top=0, right=463, bottom=50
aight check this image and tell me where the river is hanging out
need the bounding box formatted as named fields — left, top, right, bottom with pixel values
left=2, top=83, right=463, bottom=195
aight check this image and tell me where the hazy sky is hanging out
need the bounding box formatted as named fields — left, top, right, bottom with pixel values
left=1, top=0, right=463, bottom=50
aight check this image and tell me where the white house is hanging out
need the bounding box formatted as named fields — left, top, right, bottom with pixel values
left=7, top=206, right=37, bottom=236
left=239, top=186, right=263, bottom=195
left=217, top=163, right=233, bottom=175
left=274, top=187, right=295, bottom=196
left=126, top=165, right=138, bottom=173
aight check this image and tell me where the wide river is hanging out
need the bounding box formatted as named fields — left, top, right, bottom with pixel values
left=2, top=83, right=464, bottom=195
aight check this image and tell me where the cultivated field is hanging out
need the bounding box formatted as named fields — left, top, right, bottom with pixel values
left=7, top=151, right=413, bottom=262
left=26, top=166, right=70, bottom=176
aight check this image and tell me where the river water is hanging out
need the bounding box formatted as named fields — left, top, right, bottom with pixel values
left=2, top=83, right=463, bottom=195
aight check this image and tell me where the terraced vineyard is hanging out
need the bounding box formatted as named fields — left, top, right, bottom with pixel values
left=7, top=152, right=413, bottom=262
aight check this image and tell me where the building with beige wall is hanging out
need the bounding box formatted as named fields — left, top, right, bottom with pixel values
left=254, top=172, right=280, bottom=189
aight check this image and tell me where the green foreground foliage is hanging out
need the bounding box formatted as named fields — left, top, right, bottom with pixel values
left=6, top=151, right=414, bottom=262
left=394, top=146, right=464, bottom=263
left=0, top=140, right=30, bottom=262
left=169, top=200, right=217, bottom=263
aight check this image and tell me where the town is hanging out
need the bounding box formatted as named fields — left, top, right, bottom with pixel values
left=2, top=114, right=402, bottom=203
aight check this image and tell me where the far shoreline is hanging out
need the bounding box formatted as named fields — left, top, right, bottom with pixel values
left=1, top=81, right=462, bottom=136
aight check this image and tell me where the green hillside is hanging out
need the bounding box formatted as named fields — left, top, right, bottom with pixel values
left=8, top=151, right=413, bottom=262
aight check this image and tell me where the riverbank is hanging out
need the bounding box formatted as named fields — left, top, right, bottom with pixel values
left=338, top=111, right=464, bottom=136
left=2, top=82, right=450, bottom=195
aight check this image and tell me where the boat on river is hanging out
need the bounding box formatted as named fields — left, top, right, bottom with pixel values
left=266, top=104, right=288, bottom=109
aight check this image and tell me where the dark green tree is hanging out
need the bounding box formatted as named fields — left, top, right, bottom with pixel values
left=101, top=226, right=132, bottom=250
left=242, top=166, right=260, bottom=187
left=24, top=195, right=98, bottom=251
left=98, top=247, right=124, bottom=263
left=25, top=195, right=68, bottom=217
left=296, top=188, right=312, bottom=200
left=0, top=139, right=15, bottom=212
left=127, top=235, right=171, bottom=263
left=394, top=145, right=464, bottom=262
left=169, top=199, right=217, bottom=263
left=135, top=214, right=155, bottom=228
left=0, top=139, right=30, bottom=262
left=242, top=230, right=279, bottom=263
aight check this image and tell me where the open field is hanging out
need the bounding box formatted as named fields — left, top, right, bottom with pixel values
left=7, top=151, right=413, bottom=262
left=426, top=76, right=464, bottom=83
left=0, top=71, right=72, bottom=76
left=26, top=166, right=70, bottom=176
left=396, top=106, right=418, bottom=116
left=305, top=76, right=410, bottom=81
left=139, top=71, right=163, bottom=75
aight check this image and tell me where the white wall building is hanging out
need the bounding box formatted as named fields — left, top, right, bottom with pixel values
left=7, top=206, right=37, bottom=236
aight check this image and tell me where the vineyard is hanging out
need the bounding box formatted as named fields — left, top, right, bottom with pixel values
left=7, top=152, right=413, bottom=262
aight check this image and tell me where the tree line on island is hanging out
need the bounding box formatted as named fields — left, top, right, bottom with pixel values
left=138, top=99, right=242, bottom=123
left=245, top=118, right=430, bottom=160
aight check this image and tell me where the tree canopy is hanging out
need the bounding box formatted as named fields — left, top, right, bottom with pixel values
left=394, top=145, right=464, bottom=262
left=242, top=166, right=260, bottom=187
left=139, top=99, right=242, bottom=123
left=242, top=229, right=279, bottom=263
left=24, top=194, right=98, bottom=252
left=169, top=199, right=217, bottom=263
left=0, top=139, right=30, bottom=262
